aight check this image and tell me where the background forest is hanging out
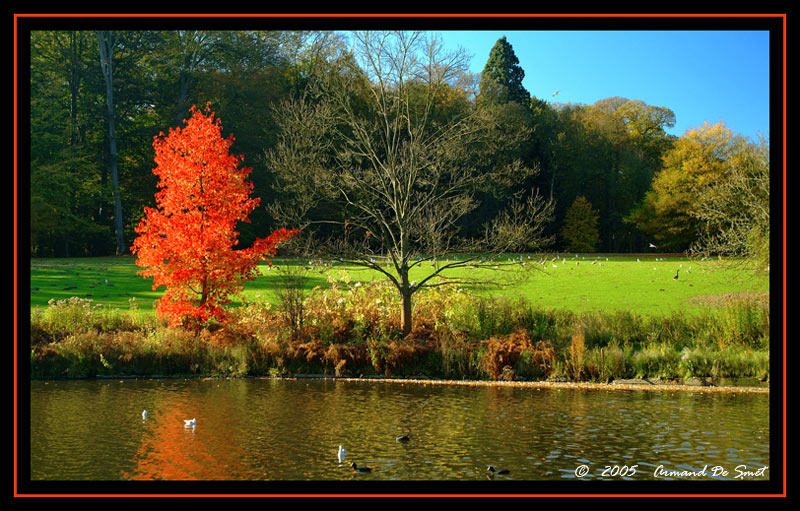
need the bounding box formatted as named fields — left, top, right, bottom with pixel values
left=29, top=30, right=769, bottom=263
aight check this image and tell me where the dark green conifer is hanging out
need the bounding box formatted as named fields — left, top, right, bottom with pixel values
left=477, top=36, right=531, bottom=107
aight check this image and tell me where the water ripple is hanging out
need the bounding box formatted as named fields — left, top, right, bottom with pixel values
left=30, top=379, right=770, bottom=481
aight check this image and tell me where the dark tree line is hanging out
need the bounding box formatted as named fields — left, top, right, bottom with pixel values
left=30, top=31, right=754, bottom=258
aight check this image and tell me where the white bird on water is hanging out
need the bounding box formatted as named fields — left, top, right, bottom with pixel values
left=338, top=445, right=346, bottom=464
left=184, top=418, right=196, bottom=427
left=142, top=410, right=148, bottom=420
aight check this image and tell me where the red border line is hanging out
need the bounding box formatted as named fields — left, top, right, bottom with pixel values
left=11, top=493, right=788, bottom=498
left=11, top=12, right=789, bottom=18
left=14, top=12, right=786, bottom=499
left=13, top=12, right=19, bottom=500
left=781, top=12, right=788, bottom=499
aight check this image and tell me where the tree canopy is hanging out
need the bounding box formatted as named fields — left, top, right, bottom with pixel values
left=29, top=29, right=765, bottom=262
left=131, top=104, right=297, bottom=326
left=477, top=36, right=531, bottom=108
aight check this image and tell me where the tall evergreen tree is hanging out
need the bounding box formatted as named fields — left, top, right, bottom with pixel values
left=477, top=36, right=530, bottom=108
left=467, top=36, right=540, bottom=238
left=560, top=196, right=600, bottom=253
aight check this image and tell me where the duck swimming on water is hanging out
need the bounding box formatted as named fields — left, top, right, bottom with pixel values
left=487, top=465, right=510, bottom=475
left=350, top=462, right=372, bottom=473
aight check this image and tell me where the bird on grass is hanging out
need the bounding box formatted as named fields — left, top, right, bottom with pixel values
left=338, top=445, right=346, bottom=464
left=184, top=418, right=196, bottom=427
left=487, top=465, right=510, bottom=475
left=673, top=269, right=680, bottom=280
left=350, top=462, right=372, bottom=473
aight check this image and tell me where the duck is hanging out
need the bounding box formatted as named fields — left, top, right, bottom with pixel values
left=338, top=445, right=346, bottom=463
left=184, top=418, right=196, bottom=427
left=350, top=462, right=372, bottom=473
left=487, top=465, right=510, bottom=475
left=396, top=435, right=410, bottom=442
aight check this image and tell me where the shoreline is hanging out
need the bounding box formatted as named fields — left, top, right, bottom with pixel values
left=284, top=375, right=771, bottom=394
left=42, top=373, right=770, bottom=394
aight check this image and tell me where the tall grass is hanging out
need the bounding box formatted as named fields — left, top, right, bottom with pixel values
left=30, top=282, right=771, bottom=383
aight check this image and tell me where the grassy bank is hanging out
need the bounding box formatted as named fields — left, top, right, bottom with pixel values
left=30, top=279, right=770, bottom=383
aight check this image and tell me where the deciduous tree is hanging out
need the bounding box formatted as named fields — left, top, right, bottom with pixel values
left=628, top=121, right=749, bottom=251
left=131, top=104, right=297, bottom=327
left=268, top=31, right=553, bottom=336
left=689, top=136, right=770, bottom=269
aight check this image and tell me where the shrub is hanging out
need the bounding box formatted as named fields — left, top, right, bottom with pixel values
left=631, top=343, right=682, bottom=379
left=31, top=297, right=145, bottom=346
left=712, top=299, right=770, bottom=349
left=480, top=330, right=554, bottom=381
left=565, top=327, right=588, bottom=381
left=29, top=277, right=770, bottom=383
left=585, top=341, right=632, bottom=381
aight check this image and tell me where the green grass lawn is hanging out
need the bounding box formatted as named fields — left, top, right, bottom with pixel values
left=29, top=254, right=769, bottom=318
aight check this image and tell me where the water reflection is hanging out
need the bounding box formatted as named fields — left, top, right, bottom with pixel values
left=29, top=379, right=770, bottom=481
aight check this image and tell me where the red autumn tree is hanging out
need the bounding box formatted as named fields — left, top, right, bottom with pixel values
left=131, top=104, right=298, bottom=327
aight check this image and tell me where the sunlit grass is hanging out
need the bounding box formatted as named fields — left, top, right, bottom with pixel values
left=29, top=254, right=769, bottom=318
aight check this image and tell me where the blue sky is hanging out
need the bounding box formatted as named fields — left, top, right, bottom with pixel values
left=434, top=30, right=770, bottom=141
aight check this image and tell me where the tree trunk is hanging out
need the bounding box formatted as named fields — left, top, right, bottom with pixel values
left=97, top=30, right=126, bottom=256
left=68, top=31, right=81, bottom=146
left=398, top=263, right=413, bottom=337
left=400, top=289, right=413, bottom=337
left=176, top=72, right=190, bottom=126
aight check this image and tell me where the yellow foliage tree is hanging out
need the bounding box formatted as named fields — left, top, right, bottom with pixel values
left=628, top=121, right=750, bottom=250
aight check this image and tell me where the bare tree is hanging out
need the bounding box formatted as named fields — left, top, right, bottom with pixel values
left=267, top=31, right=554, bottom=336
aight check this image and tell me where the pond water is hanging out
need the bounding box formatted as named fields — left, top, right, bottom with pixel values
left=29, top=378, right=770, bottom=483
